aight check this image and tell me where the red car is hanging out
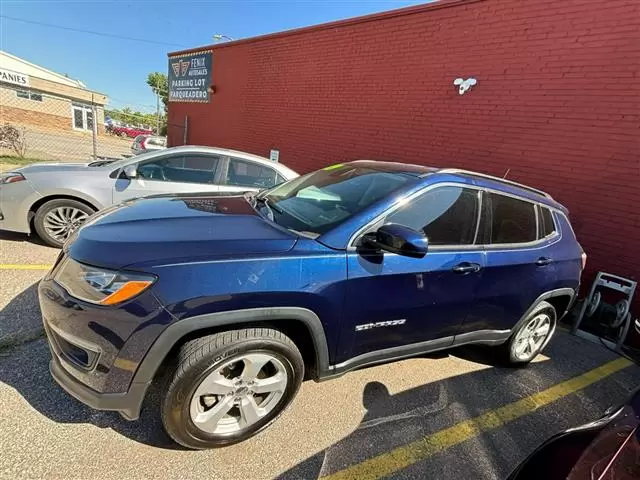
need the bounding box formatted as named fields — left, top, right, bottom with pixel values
left=509, top=385, right=640, bottom=479
left=109, top=125, right=153, bottom=138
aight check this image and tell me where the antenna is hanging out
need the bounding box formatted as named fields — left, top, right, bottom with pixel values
left=503, top=168, right=511, bottom=179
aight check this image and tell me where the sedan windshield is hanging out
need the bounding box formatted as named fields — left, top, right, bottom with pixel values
left=257, top=164, right=413, bottom=235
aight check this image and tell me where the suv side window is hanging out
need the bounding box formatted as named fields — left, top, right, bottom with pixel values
left=227, top=158, right=278, bottom=189
left=539, top=206, right=556, bottom=238
left=489, top=193, right=537, bottom=244
left=385, top=186, right=480, bottom=246
left=138, top=154, right=220, bottom=184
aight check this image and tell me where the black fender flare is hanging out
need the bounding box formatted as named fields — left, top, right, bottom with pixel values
left=123, top=307, right=330, bottom=419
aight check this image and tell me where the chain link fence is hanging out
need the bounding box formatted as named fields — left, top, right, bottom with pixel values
left=0, top=79, right=187, bottom=165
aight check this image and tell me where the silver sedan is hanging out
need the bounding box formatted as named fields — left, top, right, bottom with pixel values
left=0, top=145, right=298, bottom=247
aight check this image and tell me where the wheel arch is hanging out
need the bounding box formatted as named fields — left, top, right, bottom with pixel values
left=28, top=193, right=101, bottom=226
left=512, top=288, right=576, bottom=334
left=133, top=307, right=330, bottom=392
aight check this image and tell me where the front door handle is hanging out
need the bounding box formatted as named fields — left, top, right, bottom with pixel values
left=535, top=257, right=553, bottom=266
left=452, top=262, right=481, bottom=274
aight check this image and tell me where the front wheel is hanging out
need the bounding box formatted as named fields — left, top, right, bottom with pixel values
left=33, top=199, right=95, bottom=248
left=502, top=301, right=557, bottom=365
left=162, top=328, right=304, bottom=449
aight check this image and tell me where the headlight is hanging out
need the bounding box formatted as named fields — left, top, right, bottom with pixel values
left=54, top=258, right=156, bottom=305
left=0, top=172, right=26, bottom=184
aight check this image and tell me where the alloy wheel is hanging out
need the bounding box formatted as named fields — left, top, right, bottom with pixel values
left=512, top=313, right=552, bottom=361
left=189, top=353, right=289, bottom=435
left=43, top=207, right=89, bottom=242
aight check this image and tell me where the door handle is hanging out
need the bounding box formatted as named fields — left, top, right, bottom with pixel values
left=452, top=262, right=481, bottom=274
left=535, top=257, right=553, bottom=266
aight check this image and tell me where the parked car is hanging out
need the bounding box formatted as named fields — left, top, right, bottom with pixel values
left=509, top=385, right=640, bottom=480
left=110, top=125, right=153, bottom=138
left=131, top=134, right=167, bottom=155
left=0, top=146, right=298, bottom=247
left=38, top=161, right=585, bottom=449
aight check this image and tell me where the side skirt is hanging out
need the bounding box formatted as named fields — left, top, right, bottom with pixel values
left=317, top=329, right=511, bottom=381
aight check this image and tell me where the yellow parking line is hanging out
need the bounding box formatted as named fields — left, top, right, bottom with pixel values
left=323, top=357, right=633, bottom=480
left=0, top=264, right=52, bottom=270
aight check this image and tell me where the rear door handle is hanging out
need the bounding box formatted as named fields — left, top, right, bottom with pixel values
left=452, top=262, right=481, bottom=274
left=535, top=257, right=553, bottom=266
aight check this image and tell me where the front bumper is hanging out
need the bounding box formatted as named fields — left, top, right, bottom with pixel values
left=0, top=180, right=41, bottom=233
left=48, top=344, right=146, bottom=420
left=39, top=270, right=173, bottom=420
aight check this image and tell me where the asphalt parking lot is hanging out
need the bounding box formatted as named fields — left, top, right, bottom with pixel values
left=1, top=232, right=639, bottom=480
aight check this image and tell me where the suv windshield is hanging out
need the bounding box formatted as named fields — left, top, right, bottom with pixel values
left=258, top=164, right=413, bottom=235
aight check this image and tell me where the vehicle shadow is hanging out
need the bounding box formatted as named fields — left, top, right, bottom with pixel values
left=0, top=335, right=184, bottom=449
left=0, top=230, right=49, bottom=247
left=277, top=338, right=640, bottom=480
left=0, top=279, right=183, bottom=449
left=0, top=282, right=42, bottom=348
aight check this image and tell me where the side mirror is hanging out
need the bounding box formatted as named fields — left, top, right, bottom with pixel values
left=123, top=164, right=137, bottom=179
left=362, top=224, right=429, bottom=258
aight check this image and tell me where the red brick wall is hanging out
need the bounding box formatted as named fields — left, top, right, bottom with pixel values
left=169, top=0, right=640, bottom=303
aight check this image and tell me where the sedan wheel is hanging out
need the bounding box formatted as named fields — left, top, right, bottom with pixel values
left=43, top=207, right=89, bottom=243
left=34, top=199, right=95, bottom=248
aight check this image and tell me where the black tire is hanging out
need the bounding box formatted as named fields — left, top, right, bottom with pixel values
left=501, top=301, right=557, bottom=366
left=162, top=327, right=304, bottom=449
left=33, top=198, right=95, bottom=248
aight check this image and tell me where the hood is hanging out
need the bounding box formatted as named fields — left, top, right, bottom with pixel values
left=67, top=194, right=298, bottom=269
left=17, top=162, right=94, bottom=174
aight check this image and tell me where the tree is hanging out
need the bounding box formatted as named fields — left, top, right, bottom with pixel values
left=147, top=72, right=169, bottom=108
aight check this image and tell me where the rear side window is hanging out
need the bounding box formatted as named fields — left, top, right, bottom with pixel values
left=539, top=207, right=556, bottom=238
left=227, top=158, right=278, bottom=188
left=489, top=193, right=537, bottom=244
left=386, top=186, right=480, bottom=245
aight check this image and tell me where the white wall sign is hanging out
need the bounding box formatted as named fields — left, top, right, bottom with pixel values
left=0, top=68, right=29, bottom=87
left=269, top=149, right=280, bottom=163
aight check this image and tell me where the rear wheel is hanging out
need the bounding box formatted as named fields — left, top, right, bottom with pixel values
left=162, top=328, right=304, bottom=449
left=503, top=301, right=556, bottom=365
left=33, top=199, right=95, bottom=248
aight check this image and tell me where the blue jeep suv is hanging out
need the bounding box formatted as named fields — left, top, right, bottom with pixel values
left=38, top=161, right=584, bottom=449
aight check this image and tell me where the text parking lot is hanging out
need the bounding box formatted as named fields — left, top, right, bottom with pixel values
left=1, top=233, right=639, bottom=480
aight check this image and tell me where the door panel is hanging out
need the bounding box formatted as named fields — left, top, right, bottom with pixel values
left=462, top=193, right=559, bottom=333
left=338, top=250, right=486, bottom=362
left=337, top=185, right=485, bottom=363
left=112, top=154, right=221, bottom=204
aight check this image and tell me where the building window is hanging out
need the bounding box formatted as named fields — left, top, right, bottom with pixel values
left=72, top=103, right=95, bottom=131
left=16, top=90, right=43, bottom=102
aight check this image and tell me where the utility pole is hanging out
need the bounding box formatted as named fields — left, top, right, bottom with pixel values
left=156, top=93, right=161, bottom=135
left=91, top=93, right=98, bottom=160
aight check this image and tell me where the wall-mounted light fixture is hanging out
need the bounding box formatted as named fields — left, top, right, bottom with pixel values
left=453, top=77, right=477, bottom=95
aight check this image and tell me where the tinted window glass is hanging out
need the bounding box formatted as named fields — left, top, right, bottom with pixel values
left=489, top=193, right=537, bottom=244
left=227, top=158, right=278, bottom=189
left=386, top=186, right=479, bottom=245
left=540, top=207, right=556, bottom=237
left=138, top=154, right=219, bottom=184
left=263, top=165, right=412, bottom=235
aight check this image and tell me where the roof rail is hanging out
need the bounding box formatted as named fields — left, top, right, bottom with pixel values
left=439, top=169, right=553, bottom=199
